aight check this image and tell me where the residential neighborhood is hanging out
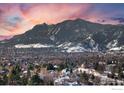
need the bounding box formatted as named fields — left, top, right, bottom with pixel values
left=0, top=47, right=124, bottom=85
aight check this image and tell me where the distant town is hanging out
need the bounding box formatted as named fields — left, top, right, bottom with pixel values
left=0, top=47, right=124, bottom=85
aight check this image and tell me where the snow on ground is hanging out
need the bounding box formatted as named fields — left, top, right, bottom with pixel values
left=57, top=42, right=72, bottom=48
left=54, top=28, right=60, bottom=35
left=54, top=76, right=70, bottom=85
left=58, top=43, right=88, bottom=53
left=109, top=47, right=122, bottom=51
left=75, top=64, right=124, bottom=84
left=107, top=40, right=118, bottom=49
left=61, top=68, right=71, bottom=76
left=58, top=42, right=99, bottom=53
left=66, top=46, right=87, bottom=53
left=50, top=35, right=55, bottom=41
left=15, top=43, right=54, bottom=48
left=106, top=40, right=124, bottom=51
left=65, top=81, right=78, bottom=86
left=54, top=64, right=124, bottom=85
left=76, top=64, right=101, bottom=77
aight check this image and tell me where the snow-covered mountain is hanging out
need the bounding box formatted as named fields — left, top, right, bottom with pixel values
left=1, top=18, right=124, bottom=52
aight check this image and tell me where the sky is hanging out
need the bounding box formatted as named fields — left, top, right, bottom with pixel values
left=0, top=3, right=124, bottom=40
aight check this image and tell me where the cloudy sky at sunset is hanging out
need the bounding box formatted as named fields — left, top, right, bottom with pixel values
left=0, top=3, right=124, bottom=40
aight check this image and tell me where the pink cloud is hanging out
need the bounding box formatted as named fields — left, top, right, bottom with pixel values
left=21, top=4, right=91, bottom=24
left=0, top=35, right=12, bottom=41
left=0, top=4, right=92, bottom=36
left=0, top=3, right=120, bottom=38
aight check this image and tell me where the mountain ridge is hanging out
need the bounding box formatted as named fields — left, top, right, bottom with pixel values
left=1, top=18, right=124, bottom=52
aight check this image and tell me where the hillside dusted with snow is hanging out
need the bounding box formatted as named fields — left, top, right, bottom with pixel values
left=1, top=18, right=124, bottom=52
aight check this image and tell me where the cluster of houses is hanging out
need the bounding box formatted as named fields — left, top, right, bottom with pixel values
left=0, top=47, right=124, bottom=85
